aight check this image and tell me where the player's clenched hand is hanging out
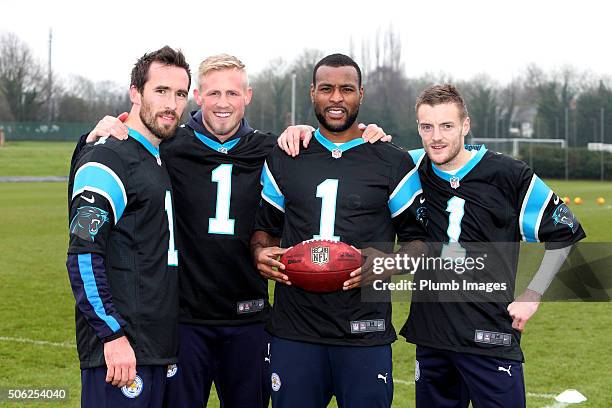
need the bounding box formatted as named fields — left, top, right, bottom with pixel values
left=507, top=289, right=541, bottom=333
left=86, top=112, right=129, bottom=143
left=277, top=125, right=315, bottom=157
left=343, top=247, right=390, bottom=290
left=358, top=123, right=392, bottom=143
left=103, top=335, right=136, bottom=388
left=254, top=246, right=291, bottom=285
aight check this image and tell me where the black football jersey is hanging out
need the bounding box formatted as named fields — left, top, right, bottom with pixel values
left=161, top=124, right=276, bottom=325
left=67, top=129, right=178, bottom=368
left=254, top=129, right=428, bottom=346
left=400, top=145, right=586, bottom=361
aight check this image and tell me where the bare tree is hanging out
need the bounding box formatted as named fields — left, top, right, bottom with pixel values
left=0, top=33, right=49, bottom=121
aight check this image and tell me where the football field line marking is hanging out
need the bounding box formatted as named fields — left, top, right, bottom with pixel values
left=0, top=336, right=76, bottom=349
left=529, top=392, right=558, bottom=399
left=0, top=176, right=67, bottom=182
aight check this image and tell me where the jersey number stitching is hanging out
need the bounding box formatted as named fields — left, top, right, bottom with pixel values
left=165, top=190, right=178, bottom=266
left=209, top=164, right=236, bottom=235
left=441, top=196, right=467, bottom=262
left=313, top=179, right=340, bottom=241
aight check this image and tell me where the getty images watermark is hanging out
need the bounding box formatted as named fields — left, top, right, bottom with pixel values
left=370, top=246, right=509, bottom=294
left=363, top=242, right=612, bottom=302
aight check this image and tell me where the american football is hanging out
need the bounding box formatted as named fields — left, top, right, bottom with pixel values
left=280, top=239, right=362, bottom=292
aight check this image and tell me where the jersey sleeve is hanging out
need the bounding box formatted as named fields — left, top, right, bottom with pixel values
left=67, top=133, right=89, bottom=209
left=66, top=147, right=128, bottom=341
left=68, top=147, right=128, bottom=253
left=387, top=151, right=428, bottom=242
left=253, top=155, right=285, bottom=237
left=516, top=164, right=586, bottom=249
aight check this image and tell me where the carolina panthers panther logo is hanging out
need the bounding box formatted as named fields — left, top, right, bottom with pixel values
left=552, top=204, right=578, bottom=233
left=416, top=206, right=428, bottom=226
left=69, top=206, right=109, bottom=242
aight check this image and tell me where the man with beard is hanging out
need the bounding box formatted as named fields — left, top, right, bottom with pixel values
left=251, top=54, right=428, bottom=408
left=66, top=46, right=189, bottom=407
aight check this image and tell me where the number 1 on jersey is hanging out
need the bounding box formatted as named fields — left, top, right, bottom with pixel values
left=441, top=196, right=466, bottom=261
left=165, top=190, right=178, bottom=266
left=313, top=179, right=340, bottom=241
left=209, top=164, right=235, bottom=235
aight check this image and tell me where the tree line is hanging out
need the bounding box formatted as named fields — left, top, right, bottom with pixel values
left=1, top=30, right=611, bottom=149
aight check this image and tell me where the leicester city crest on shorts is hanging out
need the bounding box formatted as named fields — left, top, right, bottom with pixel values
left=121, top=375, right=143, bottom=398
left=167, top=364, right=178, bottom=378
left=311, top=246, right=329, bottom=266
left=69, top=206, right=109, bottom=242
left=450, top=176, right=460, bottom=189
left=271, top=373, right=282, bottom=392
left=552, top=204, right=578, bottom=233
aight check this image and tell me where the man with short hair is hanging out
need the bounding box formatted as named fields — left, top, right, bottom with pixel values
left=251, top=53, right=428, bottom=408
left=161, top=53, right=277, bottom=408
left=399, top=84, right=586, bottom=407
left=66, top=46, right=190, bottom=408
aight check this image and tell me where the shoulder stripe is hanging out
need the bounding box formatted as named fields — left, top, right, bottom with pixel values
left=408, top=148, right=426, bottom=165
left=260, top=161, right=285, bottom=213
left=77, top=254, right=121, bottom=333
left=72, top=162, right=127, bottom=223
left=388, top=153, right=426, bottom=218
left=519, top=175, right=553, bottom=242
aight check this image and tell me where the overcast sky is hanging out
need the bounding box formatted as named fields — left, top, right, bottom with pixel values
left=1, top=0, right=609, bottom=87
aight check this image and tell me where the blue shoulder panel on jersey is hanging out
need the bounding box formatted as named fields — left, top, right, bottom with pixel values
left=72, top=162, right=127, bottom=223
left=388, top=166, right=423, bottom=218
left=194, top=130, right=241, bottom=154
left=128, top=127, right=160, bottom=158
left=314, top=129, right=365, bottom=154
left=77, top=253, right=121, bottom=332
left=432, top=145, right=488, bottom=182
left=260, top=161, right=285, bottom=212
left=520, top=175, right=553, bottom=242
left=408, top=148, right=426, bottom=165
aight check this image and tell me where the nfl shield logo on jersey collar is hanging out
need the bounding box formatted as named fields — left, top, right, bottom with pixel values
left=331, top=149, right=342, bottom=159
left=450, top=176, right=460, bottom=189
left=156, top=155, right=162, bottom=166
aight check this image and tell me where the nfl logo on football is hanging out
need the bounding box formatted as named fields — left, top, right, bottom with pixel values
left=311, top=246, right=329, bottom=266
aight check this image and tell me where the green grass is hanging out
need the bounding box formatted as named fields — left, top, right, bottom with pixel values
left=0, top=141, right=75, bottom=177
left=0, top=143, right=611, bottom=407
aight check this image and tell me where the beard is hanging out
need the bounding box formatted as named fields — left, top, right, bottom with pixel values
left=140, top=100, right=179, bottom=141
left=426, top=138, right=463, bottom=166
left=314, top=105, right=359, bottom=133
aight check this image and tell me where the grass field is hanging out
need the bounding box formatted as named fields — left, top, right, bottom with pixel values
left=0, top=141, right=75, bottom=177
left=0, top=141, right=611, bottom=407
